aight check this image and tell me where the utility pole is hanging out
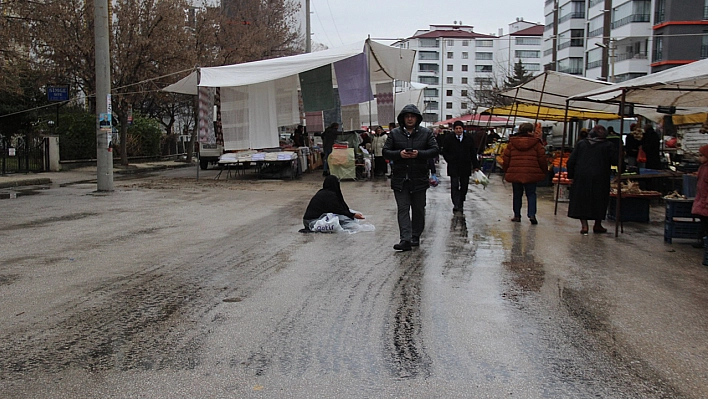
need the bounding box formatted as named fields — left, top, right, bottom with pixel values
left=305, top=0, right=311, bottom=53
left=94, top=0, right=113, bottom=191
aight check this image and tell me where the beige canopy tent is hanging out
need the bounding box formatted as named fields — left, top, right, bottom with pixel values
left=163, top=39, right=416, bottom=150
left=570, top=58, right=708, bottom=236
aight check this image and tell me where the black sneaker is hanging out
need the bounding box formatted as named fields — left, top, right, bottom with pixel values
left=411, top=236, right=420, bottom=247
left=393, top=240, right=412, bottom=251
left=529, top=217, right=538, bottom=225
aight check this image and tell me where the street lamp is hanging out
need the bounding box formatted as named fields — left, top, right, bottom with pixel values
left=47, top=120, right=55, bottom=135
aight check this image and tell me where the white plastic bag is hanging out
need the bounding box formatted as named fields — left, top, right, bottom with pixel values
left=310, top=213, right=344, bottom=233
left=471, top=170, right=489, bottom=188
left=309, top=213, right=375, bottom=234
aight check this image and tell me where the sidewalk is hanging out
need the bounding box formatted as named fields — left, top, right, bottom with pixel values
left=0, top=160, right=194, bottom=189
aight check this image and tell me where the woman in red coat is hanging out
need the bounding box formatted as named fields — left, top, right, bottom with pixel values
left=502, top=123, right=548, bottom=224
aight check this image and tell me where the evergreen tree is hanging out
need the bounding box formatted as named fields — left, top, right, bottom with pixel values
left=505, top=60, right=534, bottom=89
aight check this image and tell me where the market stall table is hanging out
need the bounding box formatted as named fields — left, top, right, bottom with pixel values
left=215, top=151, right=299, bottom=180
left=607, top=192, right=663, bottom=223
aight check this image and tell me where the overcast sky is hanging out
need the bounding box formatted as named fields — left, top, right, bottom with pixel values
left=306, top=0, right=546, bottom=48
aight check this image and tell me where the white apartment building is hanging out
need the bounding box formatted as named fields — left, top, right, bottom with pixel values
left=542, top=0, right=654, bottom=82
left=496, top=19, right=546, bottom=81
left=396, top=22, right=543, bottom=123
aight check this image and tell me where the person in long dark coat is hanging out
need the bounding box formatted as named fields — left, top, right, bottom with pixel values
left=567, top=125, right=617, bottom=234
left=642, top=124, right=662, bottom=170
left=303, top=175, right=364, bottom=230
left=441, top=120, right=481, bottom=213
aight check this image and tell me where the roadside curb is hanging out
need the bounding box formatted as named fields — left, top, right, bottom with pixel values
left=0, top=162, right=194, bottom=189
left=0, top=178, right=52, bottom=189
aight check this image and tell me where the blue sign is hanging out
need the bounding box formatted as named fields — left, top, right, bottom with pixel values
left=47, top=85, right=69, bottom=102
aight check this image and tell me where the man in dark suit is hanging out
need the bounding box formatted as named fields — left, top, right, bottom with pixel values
left=442, top=121, right=481, bottom=214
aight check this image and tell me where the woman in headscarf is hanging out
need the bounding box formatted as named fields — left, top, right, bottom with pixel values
left=567, top=125, right=617, bottom=235
left=302, top=175, right=364, bottom=230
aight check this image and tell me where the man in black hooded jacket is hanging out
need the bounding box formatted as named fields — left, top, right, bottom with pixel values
left=383, top=104, right=439, bottom=251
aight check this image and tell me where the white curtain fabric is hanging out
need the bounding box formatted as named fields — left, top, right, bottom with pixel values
left=220, top=76, right=300, bottom=150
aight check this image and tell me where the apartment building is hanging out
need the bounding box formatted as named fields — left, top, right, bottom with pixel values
left=543, top=0, right=707, bottom=82
left=497, top=20, right=545, bottom=81
left=395, top=22, right=542, bottom=123
left=652, top=0, right=708, bottom=72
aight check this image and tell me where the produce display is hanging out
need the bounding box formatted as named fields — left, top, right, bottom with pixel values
left=552, top=171, right=572, bottom=184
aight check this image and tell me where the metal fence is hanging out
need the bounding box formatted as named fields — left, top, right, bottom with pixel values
left=1, top=135, right=49, bottom=175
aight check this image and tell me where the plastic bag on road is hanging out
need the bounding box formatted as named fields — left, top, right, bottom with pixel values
left=309, top=213, right=375, bottom=234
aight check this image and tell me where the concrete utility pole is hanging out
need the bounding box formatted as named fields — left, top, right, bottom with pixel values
left=305, top=0, right=311, bottom=53
left=94, top=0, right=114, bottom=191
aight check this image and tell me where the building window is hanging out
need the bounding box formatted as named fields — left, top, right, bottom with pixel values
left=474, top=77, right=494, bottom=86
left=424, top=100, right=439, bottom=111
left=701, top=34, right=708, bottom=59
left=419, top=38, right=439, bottom=47
left=424, top=88, right=439, bottom=97
left=419, top=76, right=439, bottom=85
left=461, top=102, right=468, bottom=109
left=446, top=102, right=453, bottom=109
left=447, top=52, right=454, bottom=59
left=612, top=0, right=651, bottom=29
left=588, top=15, right=604, bottom=38
left=447, top=40, right=454, bottom=46
left=475, top=65, right=493, bottom=73
left=559, top=1, right=586, bottom=23
left=446, top=114, right=453, bottom=120
left=557, top=58, right=583, bottom=75
left=447, top=77, right=453, bottom=84
left=515, top=37, right=542, bottom=46
left=476, top=52, right=493, bottom=60
left=525, top=63, right=541, bottom=71
left=461, top=90, right=468, bottom=97
left=446, top=90, right=453, bottom=96
left=462, top=52, right=469, bottom=59
left=655, top=0, right=665, bottom=24
left=418, top=51, right=440, bottom=60
left=419, top=63, right=439, bottom=72
left=461, top=77, right=468, bottom=84
left=653, top=36, right=663, bottom=62
left=462, top=65, right=469, bottom=72
left=447, top=65, right=454, bottom=71
left=477, top=40, right=493, bottom=47
left=462, top=40, right=469, bottom=46
left=515, top=50, right=540, bottom=58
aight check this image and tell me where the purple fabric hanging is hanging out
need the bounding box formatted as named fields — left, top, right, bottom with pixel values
left=334, top=53, right=373, bottom=106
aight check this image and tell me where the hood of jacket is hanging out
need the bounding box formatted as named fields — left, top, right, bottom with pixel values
left=397, top=104, right=423, bottom=129
left=509, top=134, right=541, bottom=151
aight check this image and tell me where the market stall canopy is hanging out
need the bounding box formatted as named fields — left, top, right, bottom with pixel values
left=570, top=58, right=708, bottom=109
left=163, top=40, right=416, bottom=150
left=435, top=114, right=512, bottom=127
left=499, top=70, right=619, bottom=115
left=164, top=40, right=415, bottom=93
left=483, top=103, right=621, bottom=122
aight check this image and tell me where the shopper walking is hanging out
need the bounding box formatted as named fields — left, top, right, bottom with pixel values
left=502, top=122, right=548, bottom=224
left=567, top=125, right=617, bottom=234
left=441, top=120, right=480, bottom=214
left=383, top=104, right=439, bottom=251
left=371, top=126, right=388, bottom=177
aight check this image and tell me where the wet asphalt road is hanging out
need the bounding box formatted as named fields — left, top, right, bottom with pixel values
left=0, top=165, right=707, bottom=398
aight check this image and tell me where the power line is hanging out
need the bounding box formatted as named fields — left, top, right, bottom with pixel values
left=310, top=1, right=334, bottom=48
left=323, top=0, right=343, bottom=46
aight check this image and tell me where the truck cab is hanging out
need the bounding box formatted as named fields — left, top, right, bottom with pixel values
left=198, top=142, right=223, bottom=170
